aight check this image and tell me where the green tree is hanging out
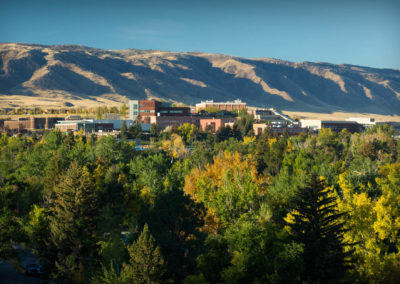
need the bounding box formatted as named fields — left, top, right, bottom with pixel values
left=121, top=224, right=167, bottom=283
left=285, top=174, right=352, bottom=283
left=49, top=162, right=98, bottom=282
left=120, top=121, right=128, bottom=141
left=91, top=262, right=124, bottom=284
left=177, top=123, right=198, bottom=144
left=236, top=109, right=254, bottom=137
left=144, top=190, right=205, bottom=282
left=96, top=107, right=104, bottom=119
left=129, top=123, right=142, bottom=140
left=150, top=123, right=160, bottom=138
left=0, top=208, right=23, bottom=261
left=191, top=217, right=303, bottom=284
left=25, top=205, right=54, bottom=273
left=120, top=104, right=128, bottom=116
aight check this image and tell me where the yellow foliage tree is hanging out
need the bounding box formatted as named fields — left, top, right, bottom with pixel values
left=160, top=134, right=187, bottom=159
left=243, top=136, right=256, bottom=145
left=183, top=151, right=267, bottom=234
left=177, top=123, right=197, bottom=144
left=336, top=165, right=400, bottom=282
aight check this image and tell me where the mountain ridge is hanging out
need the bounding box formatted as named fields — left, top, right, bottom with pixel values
left=1, top=43, right=399, bottom=114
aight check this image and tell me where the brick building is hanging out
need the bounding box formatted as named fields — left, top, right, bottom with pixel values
left=3, top=117, right=63, bottom=131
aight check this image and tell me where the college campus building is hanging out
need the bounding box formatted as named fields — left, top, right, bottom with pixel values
left=3, top=101, right=399, bottom=137
left=149, top=116, right=201, bottom=130
left=2, top=117, right=63, bottom=132
left=199, top=117, right=237, bottom=133
left=128, top=100, right=190, bottom=122
left=54, top=119, right=152, bottom=133
left=300, top=120, right=362, bottom=133
left=195, top=99, right=246, bottom=112
left=248, top=108, right=297, bottom=124
left=253, top=123, right=307, bottom=136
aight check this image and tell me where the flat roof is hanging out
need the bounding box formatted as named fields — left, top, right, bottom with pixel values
left=196, top=99, right=245, bottom=105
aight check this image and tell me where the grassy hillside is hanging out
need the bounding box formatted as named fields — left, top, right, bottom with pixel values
left=1, top=43, right=400, bottom=114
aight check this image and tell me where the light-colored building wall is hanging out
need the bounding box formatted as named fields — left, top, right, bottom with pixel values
left=195, top=99, right=246, bottom=112
left=301, top=120, right=361, bottom=133
left=346, top=117, right=375, bottom=127
left=129, top=100, right=139, bottom=121
left=253, top=123, right=268, bottom=136
left=55, top=123, right=79, bottom=132
left=55, top=119, right=135, bottom=132
left=300, top=120, right=322, bottom=130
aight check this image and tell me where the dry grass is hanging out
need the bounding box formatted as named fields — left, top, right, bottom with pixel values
left=283, top=110, right=400, bottom=122
left=0, top=95, right=124, bottom=109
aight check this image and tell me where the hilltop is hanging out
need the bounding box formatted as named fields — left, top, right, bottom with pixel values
left=1, top=43, right=400, bottom=114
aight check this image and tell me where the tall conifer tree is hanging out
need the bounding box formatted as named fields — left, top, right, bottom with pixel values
left=120, top=121, right=128, bottom=141
left=49, top=161, right=98, bottom=282
left=121, top=223, right=166, bottom=284
left=286, top=174, right=353, bottom=283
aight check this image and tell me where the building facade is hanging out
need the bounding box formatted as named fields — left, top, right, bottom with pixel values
left=195, top=99, right=246, bottom=112
left=55, top=119, right=136, bottom=133
left=3, top=117, right=63, bottom=131
left=248, top=108, right=297, bottom=124
left=253, top=123, right=307, bottom=136
left=199, top=117, right=237, bottom=133
left=149, top=116, right=201, bottom=130
left=301, top=120, right=361, bottom=133
left=128, top=100, right=190, bottom=122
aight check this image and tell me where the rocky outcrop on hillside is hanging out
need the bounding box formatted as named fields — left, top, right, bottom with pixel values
left=1, top=43, right=399, bottom=114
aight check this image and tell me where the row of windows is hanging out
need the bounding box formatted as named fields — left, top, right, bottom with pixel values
left=159, top=110, right=183, bottom=114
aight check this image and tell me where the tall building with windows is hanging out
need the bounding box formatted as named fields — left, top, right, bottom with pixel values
left=128, top=100, right=140, bottom=121
left=128, top=99, right=190, bottom=122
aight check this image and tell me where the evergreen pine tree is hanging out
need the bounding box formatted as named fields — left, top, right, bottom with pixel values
left=120, top=121, right=128, bottom=141
left=286, top=174, right=353, bottom=283
left=132, top=123, right=142, bottom=140
left=121, top=224, right=166, bottom=284
left=49, top=161, right=98, bottom=282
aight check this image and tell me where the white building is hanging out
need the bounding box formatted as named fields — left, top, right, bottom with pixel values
left=195, top=99, right=246, bottom=112
left=346, top=117, right=375, bottom=128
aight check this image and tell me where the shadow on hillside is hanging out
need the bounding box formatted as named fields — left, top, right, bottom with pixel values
left=1, top=47, right=399, bottom=115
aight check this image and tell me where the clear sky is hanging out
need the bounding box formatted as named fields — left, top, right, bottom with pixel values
left=1, top=0, right=399, bottom=69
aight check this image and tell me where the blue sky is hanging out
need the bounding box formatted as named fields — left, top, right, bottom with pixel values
left=1, top=0, right=399, bottom=69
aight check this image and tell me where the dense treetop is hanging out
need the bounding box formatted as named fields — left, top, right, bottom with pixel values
left=0, top=124, right=400, bottom=283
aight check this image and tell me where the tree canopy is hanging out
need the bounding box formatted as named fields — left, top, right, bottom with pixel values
left=0, top=123, right=399, bottom=282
